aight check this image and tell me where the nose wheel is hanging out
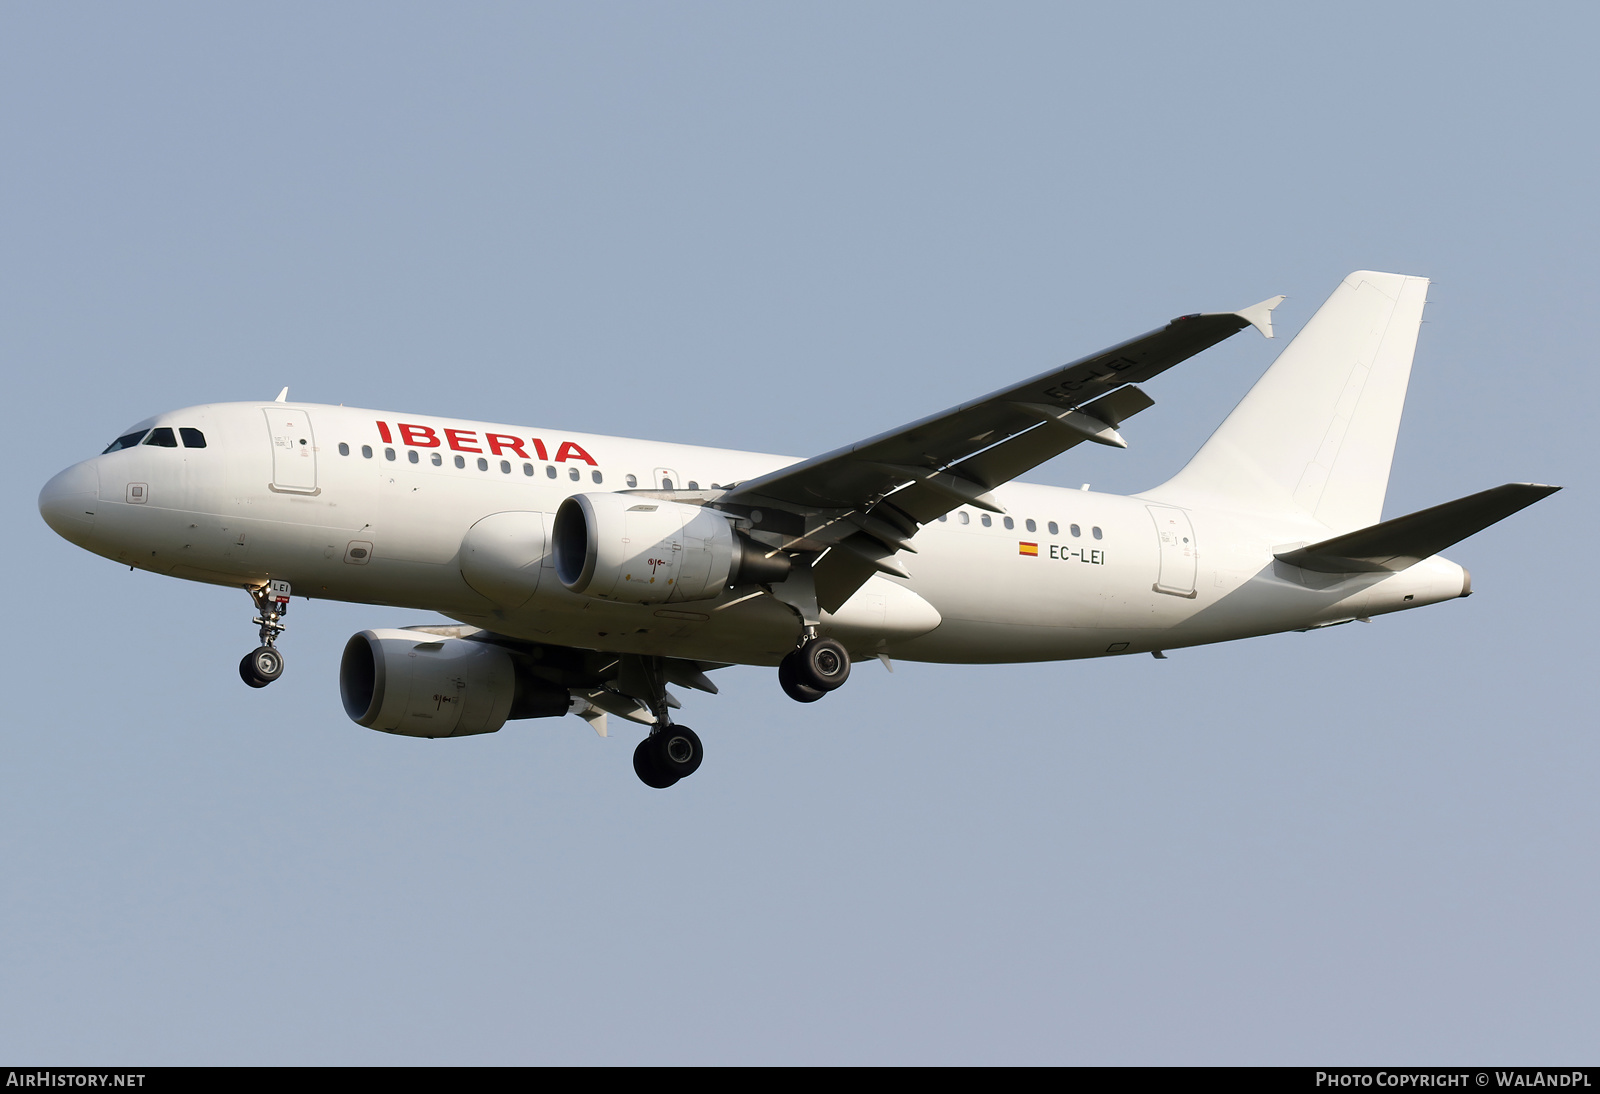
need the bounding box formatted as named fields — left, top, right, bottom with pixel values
left=239, top=580, right=291, bottom=688
left=239, top=645, right=284, bottom=688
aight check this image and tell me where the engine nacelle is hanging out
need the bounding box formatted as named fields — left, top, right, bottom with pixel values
left=553, top=493, right=742, bottom=604
left=340, top=629, right=518, bottom=738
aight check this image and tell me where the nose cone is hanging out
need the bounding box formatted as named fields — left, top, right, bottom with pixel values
left=39, top=461, right=99, bottom=545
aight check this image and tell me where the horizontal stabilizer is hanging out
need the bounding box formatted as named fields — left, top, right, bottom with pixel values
left=1275, top=483, right=1561, bottom=573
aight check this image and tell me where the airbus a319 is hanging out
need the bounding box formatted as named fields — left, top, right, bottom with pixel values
left=38, top=271, right=1559, bottom=787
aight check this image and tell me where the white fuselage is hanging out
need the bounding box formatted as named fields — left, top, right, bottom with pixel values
left=40, top=400, right=1471, bottom=666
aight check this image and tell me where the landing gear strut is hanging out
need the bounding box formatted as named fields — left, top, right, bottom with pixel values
left=778, top=633, right=851, bottom=702
left=621, top=654, right=706, bottom=789
left=239, top=580, right=291, bottom=688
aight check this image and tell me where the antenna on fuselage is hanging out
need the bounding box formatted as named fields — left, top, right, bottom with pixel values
left=274, top=387, right=289, bottom=403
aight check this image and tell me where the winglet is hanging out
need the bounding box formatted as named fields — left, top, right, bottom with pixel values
left=274, top=387, right=290, bottom=403
left=1234, top=295, right=1285, bottom=339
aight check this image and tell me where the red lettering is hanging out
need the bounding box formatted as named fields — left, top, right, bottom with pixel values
left=376, top=421, right=393, bottom=443
left=444, top=429, right=482, bottom=453
left=554, top=441, right=596, bottom=465
left=486, top=433, right=529, bottom=458
left=530, top=438, right=548, bottom=462
left=398, top=423, right=440, bottom=447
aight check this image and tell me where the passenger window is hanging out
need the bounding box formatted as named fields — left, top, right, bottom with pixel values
left=180, top=428, right=206, bottom=448
left=523, top=463, right=534, bottom=476
left=1071, top=524, right=1081, bottom=537
left=592, top=470, right=603, bottom=484
left=981, top=514, right=992, bottom=527
left=338, top=442, right=350, bottom=456
left=687, top=481, right=699, bottom=490
left=1003, top=516, right=1014, bottom=530
left=1025, top=519, right=1036, bottom=532
left=662, top=478, right=674, bottom=490
left=362, top=445, right=374, bottom=459
left=385, top=447, right=396, bottom=461
left=958, top=511, right=970, bottom=525
left=1092, top=526, right=1103, bottom=540
left=569, top=467, right=580, bottom=481
left=477, top=458, right=489, bottom=471
left=431, top=452, right=442, bottom=466
left=408, top=450, right=419, bottom=464
left=102, top=430, right=149, bottom=453
left=626, top=474, right=638, bottom=488
left=500, top=460, right=511, bottom=474
left=1048, top=521, right=1059, bottom=535
left=546, top=465, right=556, bottom=479
left=937, top=514, right=947, bottom=522
left=454, top=455, right=465, bottom=469
left=143, top=427, right=178, bottom=447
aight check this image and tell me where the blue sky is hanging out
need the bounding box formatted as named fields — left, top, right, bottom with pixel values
left=3, top=3, right=1594, bottom=1063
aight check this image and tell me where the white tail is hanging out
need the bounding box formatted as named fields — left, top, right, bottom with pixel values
left=1149, top=270, right=1430, bottom=533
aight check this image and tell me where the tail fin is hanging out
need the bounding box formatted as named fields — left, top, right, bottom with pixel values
left=1150, top=271, right=1430, bottom=533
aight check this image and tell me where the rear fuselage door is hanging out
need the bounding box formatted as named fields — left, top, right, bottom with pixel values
left=1147, top=505, right=1197, bottom=598
left=264, top=408, right=319, bottom=494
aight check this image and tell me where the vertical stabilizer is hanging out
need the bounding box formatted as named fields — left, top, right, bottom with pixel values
left=1148, top=271, right=1430, bottom=533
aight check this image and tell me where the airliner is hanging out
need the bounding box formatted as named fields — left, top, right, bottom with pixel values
left=38, top=271, right=1559, bottom=787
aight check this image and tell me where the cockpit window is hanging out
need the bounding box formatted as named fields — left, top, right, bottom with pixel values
left=143, top=427, right=178, bottom=447
left=180, top=428, right=206, bottom=448
left=102, top=430, right=148, bottom=453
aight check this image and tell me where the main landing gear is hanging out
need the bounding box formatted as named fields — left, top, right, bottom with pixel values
left=239, top=580, right=291, bottom=689
left=778, top=634, right=851, bottom=703
left=633, top=725, right=704, bottom=789
left=623, top=654, right=707, bottom=790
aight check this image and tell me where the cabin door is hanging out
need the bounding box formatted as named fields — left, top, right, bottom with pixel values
left=1147, top=505, right=1197, bottom=598
left=264, top=408, right=319, bottom=494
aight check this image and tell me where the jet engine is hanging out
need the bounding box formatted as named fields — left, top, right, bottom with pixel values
left=339, top=629, right=568, bottom=738
left=552, top=492, right=788, bottom=605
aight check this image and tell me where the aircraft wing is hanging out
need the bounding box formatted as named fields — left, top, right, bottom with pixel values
left=717, top=294, right=1282, bottom=610
left=724, top=297, right=1281, bottom=516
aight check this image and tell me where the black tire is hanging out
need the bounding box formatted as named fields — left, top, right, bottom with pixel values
left=650, top=725, right=704, bottom=779
left=248, top=645, right=284, bottom=683
left=633, top=737, right=679, bottom=789
left=778, top=654, right=826, bottom=703
left=795, top=637, right=850, bottom=692
left=238, top=653, right=270, bottom=688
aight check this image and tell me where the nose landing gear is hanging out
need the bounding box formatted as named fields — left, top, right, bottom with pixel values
left=239, top=580, right=291, bottom=688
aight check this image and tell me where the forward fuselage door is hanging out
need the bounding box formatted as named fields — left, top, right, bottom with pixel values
left=264, top=408, right=319, bottom=494
left=1148, top=505, right=1197, bottom=598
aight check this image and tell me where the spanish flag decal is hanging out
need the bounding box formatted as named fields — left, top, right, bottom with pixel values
left=1019, top=542, right=1039, bottom=557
